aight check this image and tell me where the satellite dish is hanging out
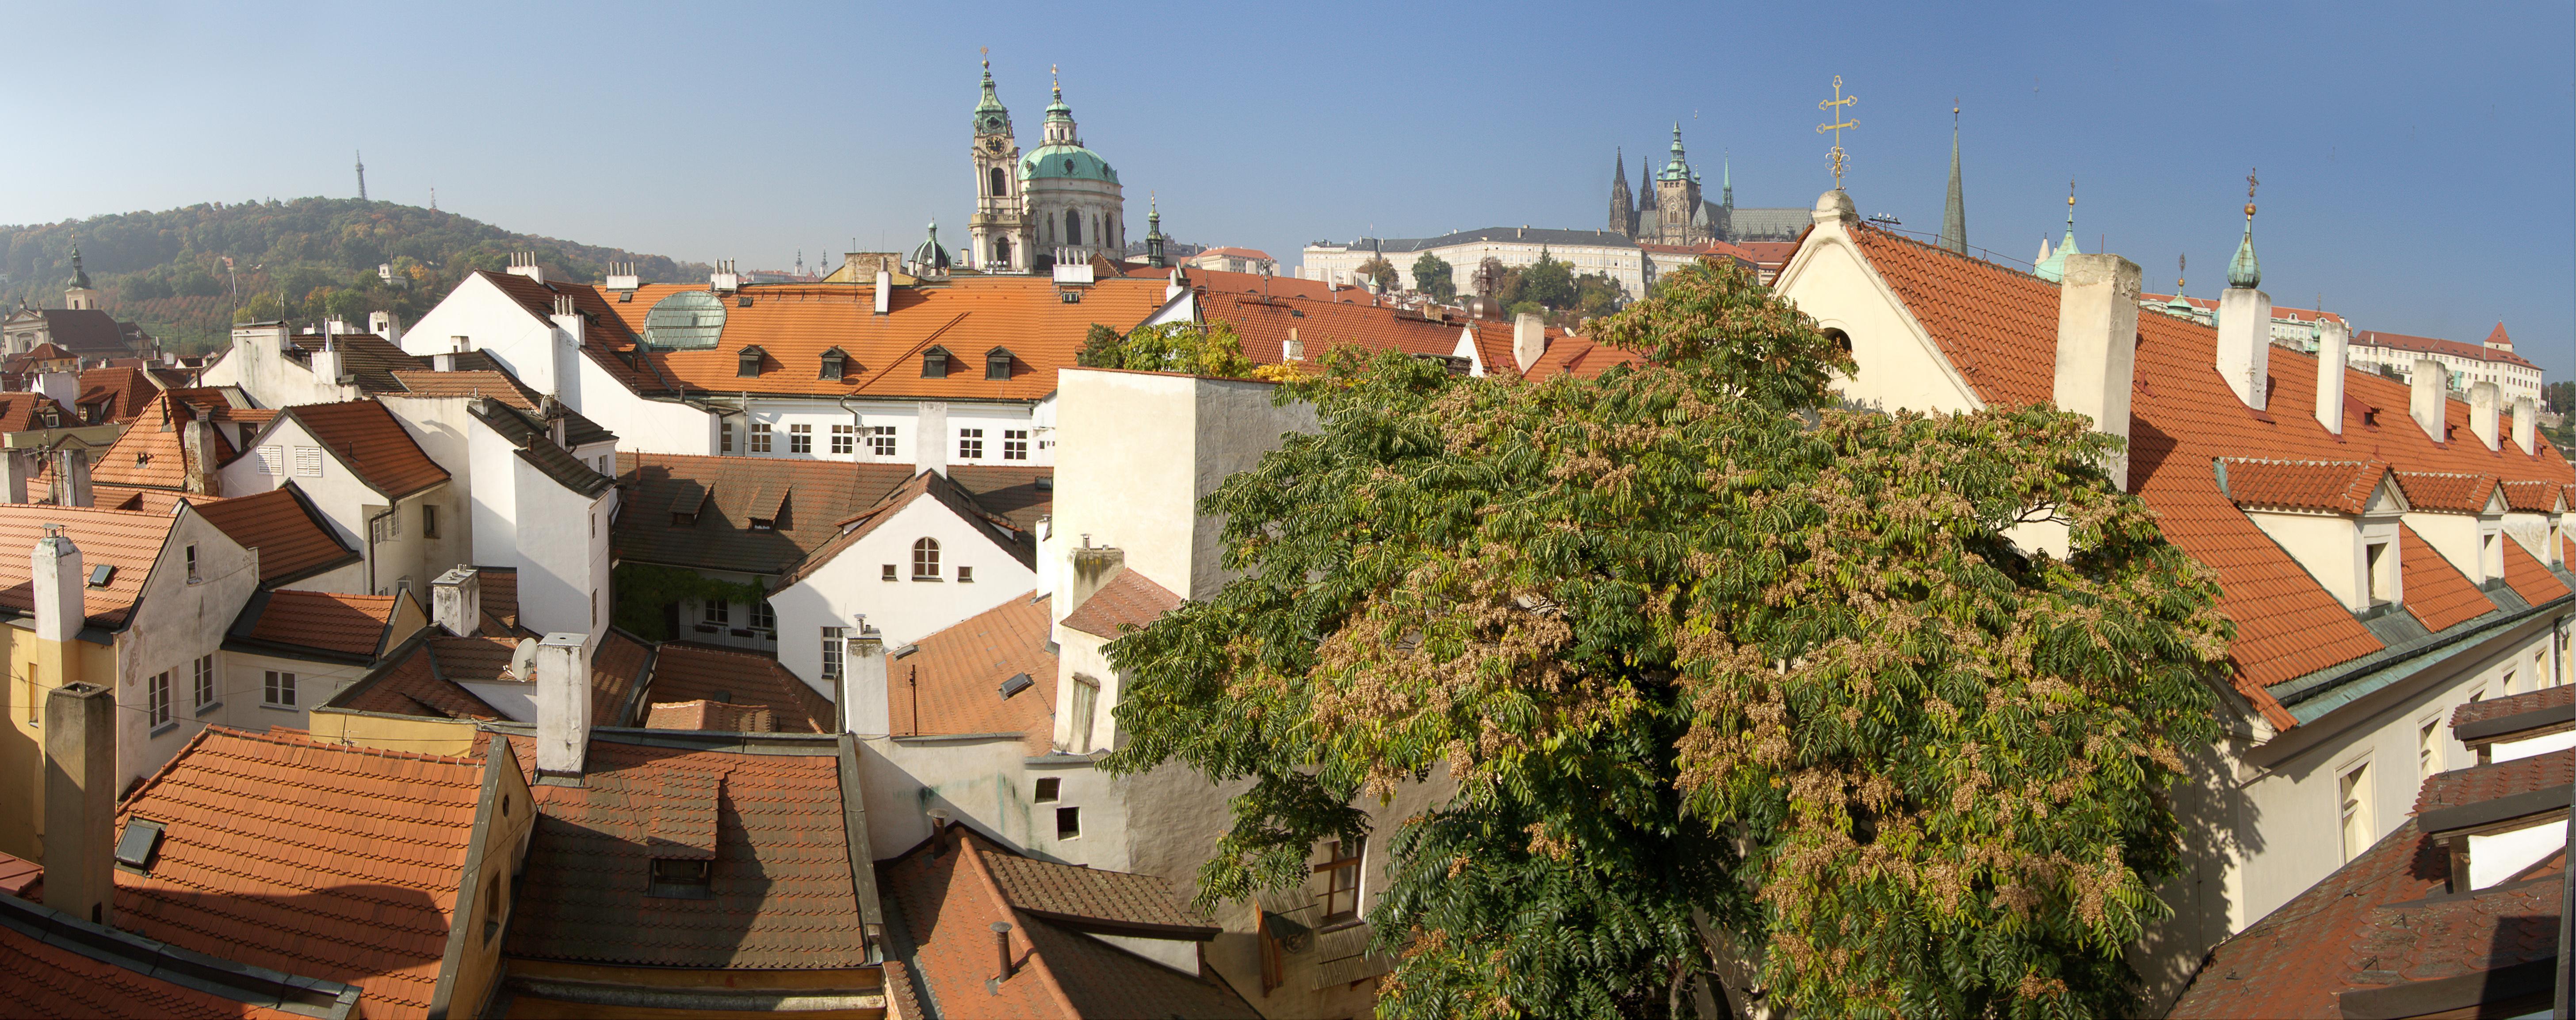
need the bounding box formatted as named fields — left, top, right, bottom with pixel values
left=509, top=639, right=539, bottom=683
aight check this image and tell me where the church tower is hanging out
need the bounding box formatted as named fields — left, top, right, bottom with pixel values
left=1609, top=149, right=1635, bottom=236
left=966, top=58, right=1032, bottom=273
left=63, top=241, right=98, bottom=311
left=1652, top=124, right=1706, bottom=246
left=1938, top=104, right=1967, bottom=254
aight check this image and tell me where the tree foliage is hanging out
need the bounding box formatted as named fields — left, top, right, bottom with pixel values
left=1074, top=321, right=1258, bottom=379
left=609, top=562, right=766, bottom=641
left=1410, top=253, right=1457, bottom=302
left=1103, top=258, right=2230, bottom=1019
left=1355, top=256, right=1401, bottom=292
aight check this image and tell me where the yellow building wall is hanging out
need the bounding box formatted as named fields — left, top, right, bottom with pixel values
left=306, top=708, right=481, bottom=757
left=1, top=626, right=117, bottom=863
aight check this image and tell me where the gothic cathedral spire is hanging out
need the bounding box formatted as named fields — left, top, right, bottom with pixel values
left=1938, top=103, right=1966, bottom=254
left=1609, top=148, right=1634, bottom=236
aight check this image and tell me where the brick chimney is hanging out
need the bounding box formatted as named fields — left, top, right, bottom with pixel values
left=2314, top=318, right=2350, bottom=435
left=2050, top=253, right=2141, bottom=491
left=843, top=619, right=887, bottom=736
left=431, top=565, right=481, bottom=637
left=535, top=632, right=592, bottom=781
left=41, top=682, right=115, bottom=925
left=2469, top=382, right=2502, bottom=451
left=1513, top=312, right=1548, bottom=374
left=2410, top=359, right=2447, bottom=443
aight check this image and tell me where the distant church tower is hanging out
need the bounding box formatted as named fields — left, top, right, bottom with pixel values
left=1938, top=105, right=1966, bottom=254
left=967, top=58, right=1032, bottom=273
left=1608, top=149, right=1635, bottom=236
left=64, top=241, right=98, bottom=311
left=1650, top=124, right=1707, bottom=246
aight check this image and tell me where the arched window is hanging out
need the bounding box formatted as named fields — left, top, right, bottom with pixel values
left=1065, top=208, right=1082, bottom=246
left=992, top=237, right=1011, bottom=267
left=989, top=167, right=1007, bottom=197
left=912, top=538, right=940, bottom=579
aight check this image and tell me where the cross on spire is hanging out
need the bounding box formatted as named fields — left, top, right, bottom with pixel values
left=1815, top=75, right=1859, bottom=189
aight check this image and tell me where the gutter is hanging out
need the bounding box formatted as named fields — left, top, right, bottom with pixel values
left=2270, top=591, right=2573, bottom=725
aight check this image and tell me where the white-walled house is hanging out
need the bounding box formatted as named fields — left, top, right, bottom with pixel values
left=768, top=469, right=1035, bottom=692
left=213, top=400, right=454, bottom=600
left=1760, top=189, right=2576, bottom=1008
left=377, top=385, right=619, bottom=637
left=218, top=589, right=429, bottom=730
left=198, top=321, right=420, bottom=409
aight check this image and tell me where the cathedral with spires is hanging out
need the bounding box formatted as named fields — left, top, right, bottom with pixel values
left=1605, top=125, right=1812, bottom=245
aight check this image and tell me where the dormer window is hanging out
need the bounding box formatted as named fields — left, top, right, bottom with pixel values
left=649, top=859, right=712, bottom=898
left=2224, top=458, right=2410, bottom=614
left=986, top=348, right=1014, bottom=380
left=736, top=346, right=766, bottom=378
left=819, top=347, right=848, bottom=381
left=922, top=347, right=951, bottom=379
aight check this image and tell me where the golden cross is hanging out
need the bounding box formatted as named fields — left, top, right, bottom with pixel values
left=2244, top=167, right=2259, bottom=219
left=1815, top=75, right=1859, bottom=188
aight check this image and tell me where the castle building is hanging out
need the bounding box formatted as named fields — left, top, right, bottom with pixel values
left=1606, top=125, right=1809, bottom=245
left=1, top=245, right=158, bottom=361
left=964, top=61, right=1125, bottom=273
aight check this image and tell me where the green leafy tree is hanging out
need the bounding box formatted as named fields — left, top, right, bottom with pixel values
left=1079, top=321, right=1257, bottom=378
left=1078, top=324, right=1127, bottom=369
left=1573, top=271, right=1626, bottom=318
left=1518, top=247, right=1575, bottom=310
left=1355, top=256, right=1400, bottom=292
left=1104, top=258, right=2230, bottom=1019
left=2544, top=380, right=2574, bottom=414
left=1410, top=253, right=1457, bottom=302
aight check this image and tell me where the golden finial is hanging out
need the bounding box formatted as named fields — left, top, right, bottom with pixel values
left=2178, top=253, right=2187, bottom=291
left=2245, top=167, right=2258, bottom=219
left=980, top=45, right=988, bottom=70
left=1815, top=76, right=1860, bottom=189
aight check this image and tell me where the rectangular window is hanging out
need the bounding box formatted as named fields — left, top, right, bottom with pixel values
left=192, top=655, right=215, bottom=709
left=147, top=671, right=171, bottom=729
left=831, top=424, right=855, bottom=454
left=2503, top=668, right=2517, bottom=696
left=868, top=426, right=897, bottom=457
left=789, top=423, right=812, bottom=453
left=2418, top=719, right=2441, bottom=778
left=957, top=565, right=974, bottom=584
left=257, top=445, right=284, bottom=475
left=750, top=601, right=776, bottom=633
left=2338, top=763, right=2372, bottom=862
left=750, top=423, right=772, bottom=453
left=293, top=446, right=323, bottom=477
left=264, top=670, right=297, bottom=708
left=1003, top=429, right=1029, bottom=461
left=184, top=544, right=199, bottom=583
left=957, top=428, right=983, bottom=460
left=703, top=600, right=730, bottom=625
left=720, top=422, right=735, bottom=454
left=881, top=564, right=898, bottom=582
left=1034, top=777, right=1060, bottom=802
left=423, top=505, right=439, bottom=539
left=1069, top=675, right=1101, bottom=754
left=1315, top=837, right=1365, bottom=923
left=2364, top=541, right=2393, bottom=604
left=821, top=626, right=846, bottom=679
left=1055, top=806, right=1081, bottom=840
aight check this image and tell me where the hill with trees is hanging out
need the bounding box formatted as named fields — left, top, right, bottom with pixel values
left=0, top=198, right=711, bottom=353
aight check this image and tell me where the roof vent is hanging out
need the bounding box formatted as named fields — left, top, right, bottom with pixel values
left=114, top=819, right=163, bottom=870
left=998, top=673, right=1034, bottom=699
left=85, top=564, right=114, bottom=587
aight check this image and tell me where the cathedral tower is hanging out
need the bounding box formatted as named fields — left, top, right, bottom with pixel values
left=1652, top=124, right=1706, bottom=246
left=967, top=58, right=1033, bottom=273
left=1609, top=149, right=1635, bottom=236
left=63, top=241, right=98, bottom=311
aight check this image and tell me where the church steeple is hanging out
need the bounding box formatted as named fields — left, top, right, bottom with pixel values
left=1721, top=152, right=1733, bottom=209
left=1662, top=123, right=1689, bottom=180
left=2034, top=183, right=2081, bottom=282
left=1145, top=195, right=1167, bottom=268
left=1609, top=149, right=1634, bottom=235
left=2227, top=169, right=2262, bottom=289
left=63, top=234, right=99, bottom=311
left=1042, top=66, right=1078, bottom=146
left=1938, top=103, right=1966, bottom=254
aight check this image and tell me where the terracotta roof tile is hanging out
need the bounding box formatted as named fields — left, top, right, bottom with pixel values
left=644, top=698, right=776, bottom=732
left=2218, top=458, right=2389, bottom=514
left=590, top=629, right=653, bottom=727
left=895, top=593, right=1056, bottom=749
left=643, top=643, right=832, bottom=733
left=331, top=643, right=504, bottom=721
left=1207, top=292, right=1550, bottom=376
left=776, top=469, right=1032, bottom=587
left=113, top=727, right=490, bottom=1019
left=2398, top=523, right=2496, bottom=633
left=1521, top=334, right=1646, bottom=380
left=75, top=366, right=158, bottom=422
left=0, top=392, right=72, bottom=432
left=2393, top=471, right=2502, bottom=514
left=188, top=484, right=359, bottom=586
left=615, top=453, right=917, bottom=577
left=499, top=734, right=868, bottom=969
left=1059, top=569, right=1181, bottom=640
left=269, top=401, right=450, bottom=499
left=2450, top=683, right=2576, bottom=736
left=2498, top=536, right=2571, bottom=608
left=980, top=852, right=1218, bottom=937
left=2500, top=480, right=2565, bottom=512
left=2413, top=747, right=2573, bottom=817
left=0, top=903, right=310, bottom=1019
left=290, top=333, right=422, bottom=394
left=0, top=505, right=179, bottom=629
left=245, top=591, right=400, bottom=658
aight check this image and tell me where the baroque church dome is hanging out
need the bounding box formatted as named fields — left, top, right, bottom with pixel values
left=1021, top=145, right=1117, bottom=184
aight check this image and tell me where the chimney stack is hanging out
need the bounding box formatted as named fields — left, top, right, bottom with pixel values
left=53, top=449, right=91, bottom=509
left=2410, top=359, right=2447, bottom=442
left=2469, top=382, right=2502, bottom=451
left=874, top=269, right=893, bottom=316
left=2313, top=318, right=2350, bottom=435
left=2050, top=253, right=2142, bottom=491
left=431, top=565, right=482, bottom=637
left=711, top=261, right=741, bottom=292
left=2512, top=397, right=2537, bottom=454
left=367, top=310, right=402, bottom=345
left=605, top=262, right=641, bottom=293
left=181, top=418, right=218, bottom=496
left=991, top=922, right=1015, bottom=984
left=506, top=251, right=547, bottom=285
left=1513, top=312, right=1548, bottom=375
left=1283, top=327, right=1303, bottom=363
left=844, top=621, right=887, bottom=736
left=41, top=682, right=114, bottom=926
left=535, top=632, right=592, bottom=781
left=0, top=450, right=29, bottom=504
left=2213, top=284, right=2273, bottom=410
left=310, top=339, right=346, bottom=390
left=34, top=525, right=84, bottom=643
left=1068, top=546, right=1126, bottom=616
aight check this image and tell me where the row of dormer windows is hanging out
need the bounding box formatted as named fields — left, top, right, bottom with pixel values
left=732, top=345, right=1018, bottom=382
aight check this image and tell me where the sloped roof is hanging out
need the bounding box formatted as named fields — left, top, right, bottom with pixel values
left=980, top=851, right=1219, bottom=938
left=270, top=400, right=450, bottom=499
left=1827, top=224, right=2576, bottom=726
left=0, top=895, right=325, bottom=1020
left=878, top=824, right=1258, bottom=1020
left=0, top=392, right=72, bottom=432
left=1060, top=568, right=1181, bottom=640
left=894, top=593, right=1056, bottom=748
left=88, top=392, right=238, bottom=490
left=17, top=307, right=139, bottom=357
left=776, top=469, right=1034, bottom=587
left=76, top=365, right=158, bottom=421
left=2393, top=471, right=2502, bottom=513
left=187, top=484, right=359, bottom=587
left=2396, top=522, right=2495, bottom=632
left=1520, top=334, right=1646, bottom=380
left=2497, top=537, right=2571, bottom=608
left=642, top=642, right=833, bottom=733
left=2414, top=747, right=2573, bottom=819
left=2500, top=480, right=2565, bottom=512
left=330, top=642, right=504, bottom=721
left=499, top=732, right=870, bottom=970
left=644, top=699, right=776, bottom=732
left=0, top=504, right=179, bottom=630
left=2218, top=458, right=2389, bottom=514
left=112, top=727, right=492, bottom=1019
left=1204, top=290, right=1553, bottom=376
left=468, top=398, right=613, bottom=498
left=390, top=369, right=615, bottom=447
left=236, top=590, right=404, bottom=660
left=329, top=629, right=650, bottom=727
left=2354, top=327, right=2540, bottom=371
left=2450, top=683, right=2576, bottom=744
left=616, top=453, right=917, bottom=576
left=290, top=333, right=421, bottom=394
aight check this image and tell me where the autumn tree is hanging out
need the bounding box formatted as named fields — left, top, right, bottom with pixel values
left=1074, top=321, right=1256, bottom=378
left=1355, top=256, right=1400, bottom=292
left=1103, top=258, right=2231, bottom=1019
left=1411, top=253, right=1457, bottom=302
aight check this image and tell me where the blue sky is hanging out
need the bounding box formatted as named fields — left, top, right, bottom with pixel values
left=3, top=1, right=2568, bottom=376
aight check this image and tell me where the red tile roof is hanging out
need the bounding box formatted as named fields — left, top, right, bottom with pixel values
left=88, top=396, right=237, bottom=492
left=643, top=698, right=776, bottom=732
left=245, top=591, right=402, bottom=658
left=0, top=505, right=179, bottom=630
left=0, top=392, right=72, bottom=432
left=2354, top=328, right=2540, bottom=371
left=642, top=643, right=833, bottom=733
left=776, top=469, right=1033, bottom=587
left=2498, top=537, right=2571, bottom=607
left=895, top=593, right=1056, bottom=748
left=2393, top=471, right=2502, bottom=514
left=2412, top=747, right=2573, bottom=818
left=1521, top=334, right=1645, bottom=380
left=187, top=484, right=359, bottom=587
left=2500, top=480, right=2565, bottom=512
left=1059, top=569, right=1181, bottom=640
left=2397, top=523, right=2495, bottom=633
left=498, top=733, right=871, bottom=970
left=268, top=400, right=450, bottom=499
left=113, top=727, right=493, bottom=1019
left=1203, top=291, right=1557, bottom=376
left=878, top=824, right=1259, bottom=1020
left=2219, top=458, right=2388, bottom=514
left=1827, top=225, right=2576, bottom=726
left=2450, top=683, right=2576, bottom=735
left=0, top=902, right=314, bottom=1020
left=75, top=366, right=158, bottom=422
left=332, top=643, right=504, bottom=721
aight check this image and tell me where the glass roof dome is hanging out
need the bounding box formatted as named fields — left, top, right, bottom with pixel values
left=642, top=290, right=726, bottom=350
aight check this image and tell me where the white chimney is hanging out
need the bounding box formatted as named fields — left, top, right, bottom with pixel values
left=0, top=450, right=29, bottom=504
left=34, top=370, right=76, bottom=409
left=181, top=419, right=218, bottom=496
left=310, top=339, right=345, bottom=388
left=535, top=632, right=592, bottom=779
left=433, top=351, right=457, bottom=372
left=711, top=260, right=740, bottom=292
left=1512, top=312, right=1548, bottom=374
left=54, top=450, right=90, bottom=508
left=2051, top=253, right=2142, bottom=491
left=548, top=296, right=585, bottom=397
left=33, top=525, right=83, bottom=643
left=605, top=261, right=640, bottom=292
left=2469, top=381, right=2502, bottom=451
left=2314, top=318, right=2350, bottom=435
left=506, top=251, right=547, bottom=285
left=2410, top=358, right=2447, bottom=443
left=1165, top=268, right=1188, bottom=301
left=367, top=310, right=403, bottom=345
left=2512, top=397, right=2537, bottom=454
left=431, top=565, right=482, bottom=637
left=844, top=621, right=888, bottom=736
left=1284, top=327, right=1303, bottom=363
left=874, top=269, right=893, bottom=316
left=2214, top=284, right=2273, bottom=410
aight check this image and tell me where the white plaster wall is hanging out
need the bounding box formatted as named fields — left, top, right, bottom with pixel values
left=508, top=454, right=612, bottom=636
left=769, top=499, right=1036, bottom=693
left=199, top=325, right=359, bottom=409
left=2243, top=511, right=2366, bottom=609
left=1302, top=238, right=1650, bottom=299
left=1770, top=225, right=1983, bottom=415
left=377, top=397, right=481, bottom=579
left=217, top=649, right=371, bottom=731
left=113, top=512, right=259, bottom=790
left=2403, top=512, right=2496, bottom=584
left=216, top=418, right=442, bottom=597
left=2469, top=820, right=2566, bottom=888
left=2493, top=729, right=2576, bottom=763
left=1051, top=629, right=1117, bottom=753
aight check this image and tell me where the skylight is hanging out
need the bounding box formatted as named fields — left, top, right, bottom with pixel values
left=642, top=290, right=726, bottom=350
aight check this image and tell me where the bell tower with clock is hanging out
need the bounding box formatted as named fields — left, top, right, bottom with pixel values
left=967, top=54, right=1033, bottom=273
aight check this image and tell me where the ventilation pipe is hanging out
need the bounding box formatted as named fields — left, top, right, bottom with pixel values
left=2410, top=359, right=2447, bottom=443
left=991, top=922, right=1016, bottom=983
left=2314, top=319, right=2349, bottom=435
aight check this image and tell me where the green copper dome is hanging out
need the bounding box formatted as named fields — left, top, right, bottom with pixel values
left=2226, top=215, right=2261, bottom=289
left=1021, top=143, right=1118, bottom=184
